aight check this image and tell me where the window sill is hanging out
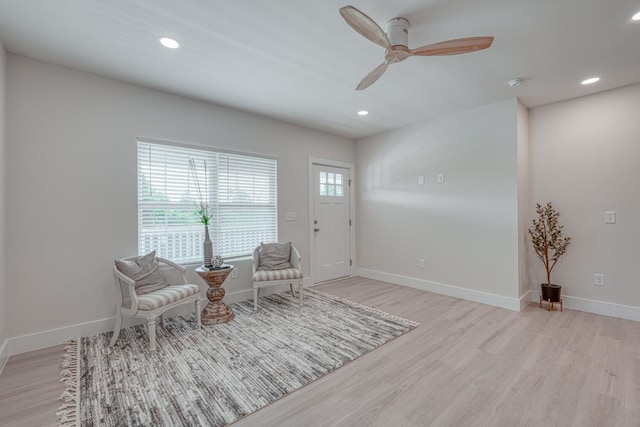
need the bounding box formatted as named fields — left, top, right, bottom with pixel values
left=181, top=254, right=253, bottom=269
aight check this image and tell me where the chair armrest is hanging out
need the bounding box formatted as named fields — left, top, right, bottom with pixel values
left=291, top=245, right=302, bottom=271
left=157, top=257, right=188, bottom=285
left=113, top=265, right=139, bottom=311
left=252, top=247, right=260, bottom=275
left=156, top=257, right=186, bottom=272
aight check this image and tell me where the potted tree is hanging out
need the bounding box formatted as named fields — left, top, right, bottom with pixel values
left=528, top=202, right=571, bottom=310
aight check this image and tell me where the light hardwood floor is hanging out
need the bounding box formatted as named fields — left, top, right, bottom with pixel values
left=1, top=277, right=639, bottom=426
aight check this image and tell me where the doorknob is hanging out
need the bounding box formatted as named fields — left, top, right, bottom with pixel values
left=314, top=228, right=320, bottom=232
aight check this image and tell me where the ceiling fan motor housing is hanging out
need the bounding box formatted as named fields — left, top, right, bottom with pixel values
left=384, top=17, right=409, bottom=47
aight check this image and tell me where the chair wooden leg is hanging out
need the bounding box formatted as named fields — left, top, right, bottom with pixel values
left=298, top=283, right=303, bottom=307
left=195, top=299, right=201, bottom=327
left=560, top=298, right=564, bottom=312
left=109, top=308, right=123, bottom=347
left=290, top=283, right=295, bottom=297
left=148, top=318, right=157, bottom=351
left=254, top=288, right=259, bottom=311
left=159, top=313, right=164, bottom=325
left=539, top=295, right=542, bottom=308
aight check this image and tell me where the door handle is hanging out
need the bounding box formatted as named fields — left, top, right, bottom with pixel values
left=314, top=228, right=320, bottom=232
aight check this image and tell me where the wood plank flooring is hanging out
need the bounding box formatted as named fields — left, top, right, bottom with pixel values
left=1, top=276, right=639, bottom=426
left=0, top=344, right=65, bottom=426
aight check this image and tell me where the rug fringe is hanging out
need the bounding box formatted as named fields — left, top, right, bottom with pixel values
left=306, top=289, right=420, bottom=327
left=57, top=339, right=79, bottom=427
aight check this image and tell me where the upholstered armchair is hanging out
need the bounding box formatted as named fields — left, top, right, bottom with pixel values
left=111, top=251, right=202, bottom=351
left=252, top=242, right=303, bottom=311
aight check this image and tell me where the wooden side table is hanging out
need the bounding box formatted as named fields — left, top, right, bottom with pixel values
left=195, top=265, right=235, bottom=325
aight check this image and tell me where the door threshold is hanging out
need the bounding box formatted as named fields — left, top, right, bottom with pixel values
left=312, top=276, right=352, bottom=286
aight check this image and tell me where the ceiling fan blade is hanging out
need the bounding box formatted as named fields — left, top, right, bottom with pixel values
left=410, top=36, right=494, bottom=56
left=356, top=62, right=389, bottom=91
left=340, top=6, right=391, bottom=50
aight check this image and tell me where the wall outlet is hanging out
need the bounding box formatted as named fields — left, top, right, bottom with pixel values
left=419, top=259, right=425, bottom=269
left=285, top=212, right=296, bottom=221
left=437, top=173, right=445, bottom=184
left=594, top=273, right=605, bottom=286
left=232, top=269, right=238, bottom=279
left=604, top=211, right=616, bottom=224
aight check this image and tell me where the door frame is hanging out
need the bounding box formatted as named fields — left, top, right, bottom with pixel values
left=308, top=157, right=356, bottom=285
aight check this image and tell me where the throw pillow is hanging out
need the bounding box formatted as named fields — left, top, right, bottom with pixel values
left=115, top=250, right=168, bottom=295
left=258, top=242, right=293, bottom=270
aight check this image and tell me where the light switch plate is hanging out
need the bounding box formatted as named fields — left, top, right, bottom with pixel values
left=285, top=212, right=296, bottom=221
left=437, top=173, right=445, bottom=184
left=604, top=211, right=616, bottom=224
left=418, top=175, right=425, bottom=185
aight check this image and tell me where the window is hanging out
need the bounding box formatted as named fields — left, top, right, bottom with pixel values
left=137, top=140, right=277, bottom=263
left=319, top=171, right=344, bottom=197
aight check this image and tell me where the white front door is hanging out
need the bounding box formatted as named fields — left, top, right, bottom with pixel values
left=312, top=164, right=351, bottom=283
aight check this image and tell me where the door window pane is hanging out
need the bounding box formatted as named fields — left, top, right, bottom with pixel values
left=320, top=171, right=346, bottom=197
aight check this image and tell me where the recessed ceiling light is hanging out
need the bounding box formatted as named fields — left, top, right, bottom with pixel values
left=632, top=11, right=640, bottom=21
left=159, top=37, right=180, bottom=49
left=357, top=110, right=369, bottom=116
left=581, top=77, right=601, bottom=85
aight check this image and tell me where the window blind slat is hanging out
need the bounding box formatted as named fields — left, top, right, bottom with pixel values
left=137, top=141, right=277, bottom=263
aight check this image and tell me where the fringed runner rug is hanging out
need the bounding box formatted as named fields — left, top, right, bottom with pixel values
left=58, top=289, right=418, bottom=426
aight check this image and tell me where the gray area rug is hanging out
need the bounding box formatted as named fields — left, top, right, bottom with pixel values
left=58, top=289, right=418, bottom=426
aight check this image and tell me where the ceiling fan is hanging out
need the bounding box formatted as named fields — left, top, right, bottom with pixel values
left=339, top=5, right=494, bottom=90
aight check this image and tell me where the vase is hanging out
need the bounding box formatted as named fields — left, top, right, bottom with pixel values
left=203, top=225, right=213, bottom=268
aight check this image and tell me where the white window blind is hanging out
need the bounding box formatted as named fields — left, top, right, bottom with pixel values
left=137, top=140, right=277, bottom=263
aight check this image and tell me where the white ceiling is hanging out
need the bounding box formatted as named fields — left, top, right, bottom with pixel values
left=1, top=1, right=639, bottom=139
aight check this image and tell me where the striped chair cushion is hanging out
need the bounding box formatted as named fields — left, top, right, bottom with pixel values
left=253, top=268, right=303, bottom=282
left=138, top=284, right=200, bottom=311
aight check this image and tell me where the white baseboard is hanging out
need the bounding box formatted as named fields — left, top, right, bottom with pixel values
left=6, top=316, right=116, bottom=357
left=519, top=290, right=532, bottom=311
left=224, top=289, right=254, bottom=304
left=529, top=290, right=640, bottom=322
left=0, top=339, right=8, bottom=376
left=4, top=279, right=311, bottom=358
left=357, top=268, right=522, bottom=312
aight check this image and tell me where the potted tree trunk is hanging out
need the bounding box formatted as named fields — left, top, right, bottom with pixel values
left=528, top=202, right=571, bottom=310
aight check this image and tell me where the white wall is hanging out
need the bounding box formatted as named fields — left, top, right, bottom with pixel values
left=5, top=54, right=354, bottom=343
left=356, top=99, right=521, bottom=307
left=529, top=83, right=640, bottom=309
left=0, top=41, right=7, bottom=369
